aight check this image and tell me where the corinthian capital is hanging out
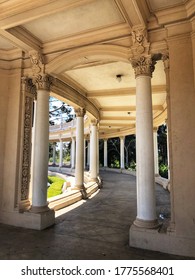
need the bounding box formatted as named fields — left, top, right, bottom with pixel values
left=34, top=74, right=53, bottom=91
left=75, top=107, right=86, bottom=117
left=130, top=56, right=156, bottom=78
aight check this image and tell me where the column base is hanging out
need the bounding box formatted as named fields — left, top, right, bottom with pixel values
left=0, top=208, right=55, bottom=230
left=133, top=217, right=159, bottom=229
left=30, top=204, right=50, bottom=213
left=90, top=177, right=99, bottom=183
left=72, top=185, right=88, bottom=199
left=19, top=199, right=31, bottom=212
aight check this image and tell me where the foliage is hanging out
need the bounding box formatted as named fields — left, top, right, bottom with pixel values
left=159, top=163, right=168, bottom=179
left=49, top=96, right=74, bottom=126
left=47, top=176, right=65, bottom=198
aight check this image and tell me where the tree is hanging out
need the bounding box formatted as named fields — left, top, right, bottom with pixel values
left=49, top=96, right=74, bottom=125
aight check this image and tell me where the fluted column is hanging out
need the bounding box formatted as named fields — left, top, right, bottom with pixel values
left=104, top=139, right=108, bottom=167
left=74, top=108, right=86, bottom=193
left=120, top=136, right=125, bottom=169
left=31, top=74, right=52, bottom=213
left=59, top=138, right=63, bottom=167
left=71, top=136, right=76, bottom=169
left=131, top=56, right=158, bottom=228
left=153, top=128, right=159, bottom=176
left=90, top=120, right=98, bottom=182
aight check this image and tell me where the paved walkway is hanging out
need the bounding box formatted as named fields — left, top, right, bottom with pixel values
left=0, top=171, right=192, bottom=260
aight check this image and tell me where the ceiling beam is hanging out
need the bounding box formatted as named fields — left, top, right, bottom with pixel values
left=101, top=116, right=136, bottom=121
left=87, top=85, right=166, bottom=98
left=100, top=105, right=163, bottom=112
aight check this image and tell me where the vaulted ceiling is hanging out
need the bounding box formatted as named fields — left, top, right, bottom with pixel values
left=0, top=0, right=193, bottom=137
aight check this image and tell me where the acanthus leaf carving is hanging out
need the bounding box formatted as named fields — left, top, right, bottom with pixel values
left=130, top=56, right=156, bottom=78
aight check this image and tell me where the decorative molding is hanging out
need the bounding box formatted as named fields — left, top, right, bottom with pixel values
left=91, top=119, right=98, bottom=126
left=29, top=50, right=44, bottom=76
left=21, top=76, right=37, bottom=97
left=34, top=74, right=53, bottom=91
left=162, top=52, right=170, bottom=70
left=131, top=27, right=150, bottom=57
left=75, top=107, right=86, bottom=117
left=130, top=56, right=156, bottom=78
left=19, top=77, right=35, bottom=209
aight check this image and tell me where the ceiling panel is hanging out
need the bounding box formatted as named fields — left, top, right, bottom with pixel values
left=66, top=61, right=136, bottom=91
left=0, top=35, right=16, bottom=50
left=147, top=0, right=185, bottom=11
left=22, top=0, right=125, bottom=43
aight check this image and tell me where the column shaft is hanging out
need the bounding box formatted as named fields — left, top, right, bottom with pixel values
left=153, top=129, right=159, bottom=176
left=120, top=136, right=125, bottom=169
left=52, top=143, right=56, bottom=165
left=71, top=137, right=76, bottom=169
left=59, top=138, right=63, bottom=167
left=75, top=110, right=85, bottom=189
left=135, top=75, right=158, bottom=228
left=97, top=130, right=99, bottom=175
left=104, top=139, right=108, bottom=167
left=31, top=89, right=49, bottom=211
left=90, top=122, right=97, bottom=181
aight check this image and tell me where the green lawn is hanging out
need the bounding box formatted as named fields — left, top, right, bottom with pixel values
left=47, top=176, right=66, bottom=198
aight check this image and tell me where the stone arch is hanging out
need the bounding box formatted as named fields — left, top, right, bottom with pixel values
left=47, top=44, right=131, bottom=74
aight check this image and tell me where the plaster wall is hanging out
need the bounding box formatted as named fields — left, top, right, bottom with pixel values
left=168, top=35, right=195, bottom=239
left=1, top=70, right=22, bottom=211
left=0, top=71, right=9, bottom=209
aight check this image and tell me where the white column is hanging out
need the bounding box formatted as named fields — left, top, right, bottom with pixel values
left=74, top=108, right=85, bottom=190
left=97, top=129, right=99, bottom=175
left=87, top=140, right=90, bottom=169
left=120, top=136, right=125, bottom=169
left=84, top=138, right=86, bottom=169
left=166, top=120, right=170, bottom=180
left=29, top=99, right=37, bottom=201
left=59, top=138, right=63, bottom=167
left=52, top=143, right=56, bottom=165
left=90, top=120, right=98, bottom=182
left=153, top=128, right=159, bottom=176
left=31, top=86, right=50, bottom=212
left=104, top=139, right=108, bottom=167
left=71, top=136, right=76, bottom=169
left=131, top=56, right=158, bottom=228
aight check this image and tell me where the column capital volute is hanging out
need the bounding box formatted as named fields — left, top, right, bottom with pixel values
left=153, top=127, right=158, bottom=132
left=130, top=56, right=156, bottom=78
left=75, top=107, right=86, bottom=117
left=34, top=74, right=53, bottom=91
left=120, top=136, right=125, bottom=140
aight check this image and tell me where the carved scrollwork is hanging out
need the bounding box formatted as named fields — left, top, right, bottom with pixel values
left=21, top=95, right=33, bottom=201
left=130, top=56, right=156, bottom=78
left=34, top=74, right=53, bottom=91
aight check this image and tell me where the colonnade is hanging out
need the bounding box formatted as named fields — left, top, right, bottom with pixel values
left=28, top=58, right=169, bottom=231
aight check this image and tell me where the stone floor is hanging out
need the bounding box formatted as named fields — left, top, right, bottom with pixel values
left=0, top=171, right=194, bottom=260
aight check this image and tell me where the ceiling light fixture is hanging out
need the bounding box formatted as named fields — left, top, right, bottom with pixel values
left=116, top=74, right=123, bottom=82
